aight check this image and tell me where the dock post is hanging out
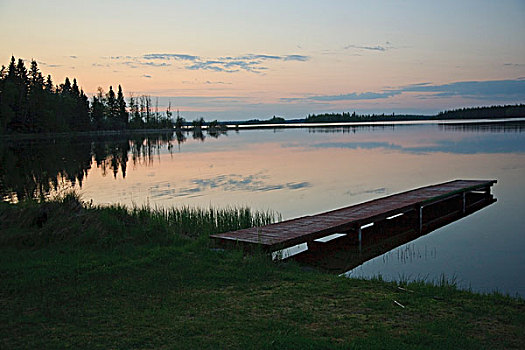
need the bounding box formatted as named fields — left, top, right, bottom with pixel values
left=462, top=192, right=466, bottom=213
left=358, top=226, right=362, bottom=252
left=419, top=205, right=423, bottom=233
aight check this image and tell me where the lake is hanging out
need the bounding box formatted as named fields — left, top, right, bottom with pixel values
left=1, top=121, right=524, bottom=296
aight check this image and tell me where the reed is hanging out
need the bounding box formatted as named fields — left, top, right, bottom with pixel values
left=0, top=191, right=281, bottom=248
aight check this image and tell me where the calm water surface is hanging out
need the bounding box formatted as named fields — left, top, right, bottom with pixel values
left=2, top=122, right=524, bottom=296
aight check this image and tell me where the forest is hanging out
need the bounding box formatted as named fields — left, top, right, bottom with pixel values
left=304, top=105, right=525, bottom=123
left=0, top=56, right=177, bottom=134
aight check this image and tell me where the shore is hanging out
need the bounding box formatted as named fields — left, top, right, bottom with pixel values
left=1, top=195, right=523, bottom=349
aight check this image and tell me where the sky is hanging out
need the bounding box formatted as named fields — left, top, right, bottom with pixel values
left=1, top=0, right=524, bottom=120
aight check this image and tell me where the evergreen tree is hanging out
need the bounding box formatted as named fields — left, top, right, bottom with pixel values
left=117, top=85, right=128, bottom=128
left=56, top=77, right=75, bottom=130
left=106, top=86, right=119, bottom=129
left=15, top=58, right=29, bottom=88
left=77, top=89, right=91, bottom=130
left=128, top=94, right=143, bottom=128
left=27, top=60, right=45, bottom=131
left=45, top=75, right=54, bottom=92
left=71, top=78, right=80, bottom=98
left=4, top=57, right=30, bottom=130
left=165, top=101, right=173, bottom=128
left=91, top=87, right=106, bottom=130
left=60, top=77, right=72, bottom=95
left=0, top=64, right=7, bottom=132
left=29, top=60, right=44, bottom=91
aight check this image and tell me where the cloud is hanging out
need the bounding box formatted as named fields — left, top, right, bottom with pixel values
left=182, top=80, right=232, bottom=85
left=503, top=63, right=525, bottom=67
left=39, top=62, right=63, bottom=68
left=181, top=54, right=309, bottom=73
left=142, top=61, right=170, bottom=67
left=143, top=53, right=200, bottom=61
left=122, top=62, right=138, bottom=69
left=187, top=61, right=240, bottom=73
left=285, top=55, right=309, bottom=61
left=308, top=91, right=401, bottom=101
left=282, top=78, right=525, bottom=102
left=205, top=80, right=232, bottom=85
left=107, top=52, right=309, bottom=73
left=108, top=56, right=133, bottom=60
left=346, top=45, right=386, bottom=51
left=69, top=55, right=77, bottom=59
left=344, top=42, right=394, bottom=52
left=142, top=74, right=152, bottom=78
left=123, top=61, right=170, bottom=68
left=401, top=79, right=525, bottom=100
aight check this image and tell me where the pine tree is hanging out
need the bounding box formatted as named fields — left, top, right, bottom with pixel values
left=29, top=60, right=44, bottom=91
left=91, top=95, right=105, bottom=130
left=72, top=78, right=80, bottom=98
left=128, top=94, right=142, bottom=128
left=15, top=58, right=29, bottom=87
left=27, top=60, right=45, bottom=131
left=165, top=101, right=173, bottom=128
left=0, top=62, right=10, bottom=132
left=7, top=56, right=16, bottom=78
left=106, top=86, right=118, bottom=129
left=6, top=58, right=30, bottom=130
left=45, top=75, right=54, bottom=92
left=117, top=85, right=128, bottom=128
left=60, top=77, right=72, bottom=95
left=77, top=89, right=91, bottom=130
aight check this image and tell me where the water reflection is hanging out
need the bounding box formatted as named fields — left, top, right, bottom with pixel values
left=0, top=138, right=92, bottom=201
left=440, top=121, right=525, bottom=133
left=1, top=121, right=524, bottom=203
left=0, top=130, right=225, bottom=202
left=1, top=120, right=524, bottom=295
left=290, top=193, right=496, bottom=274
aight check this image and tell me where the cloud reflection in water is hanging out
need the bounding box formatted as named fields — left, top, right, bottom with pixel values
left=144, top=173, right=311, bottom=200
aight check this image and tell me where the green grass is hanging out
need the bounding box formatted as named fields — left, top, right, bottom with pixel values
left=0, top=192, right=279, bottom=248
left=1, top=194, right=524, bottom=349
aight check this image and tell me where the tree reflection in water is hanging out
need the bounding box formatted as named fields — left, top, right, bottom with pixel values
left=0, top=130, right=224, bottom=202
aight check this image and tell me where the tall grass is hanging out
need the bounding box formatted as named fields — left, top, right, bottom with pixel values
left=0, top=191, right=281, bottom=248
left=127, top=204, right=281, bottom=238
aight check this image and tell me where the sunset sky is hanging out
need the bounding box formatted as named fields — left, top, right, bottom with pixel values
left=1, top=0, right=524, bottom=120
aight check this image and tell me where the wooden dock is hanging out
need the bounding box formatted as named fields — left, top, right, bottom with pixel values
left=210, top=179, right=497, bottom=251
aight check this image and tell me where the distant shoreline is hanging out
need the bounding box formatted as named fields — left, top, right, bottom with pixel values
left=2, top=117, right=525, bottom=140
left=223, top=117, right=525, bottom=130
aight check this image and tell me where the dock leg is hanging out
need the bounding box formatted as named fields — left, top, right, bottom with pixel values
left=358, top=226, right=362, bottom=252
left=462, top=192, right=466, bottom=214
left=419, top=206, right=423, bottom=233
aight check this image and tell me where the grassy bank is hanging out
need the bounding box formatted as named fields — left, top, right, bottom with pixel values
left=1, top=195, right=523, bottom=349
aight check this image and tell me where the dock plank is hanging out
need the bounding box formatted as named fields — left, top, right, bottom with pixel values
left=210, top=179, right=496, bottom=250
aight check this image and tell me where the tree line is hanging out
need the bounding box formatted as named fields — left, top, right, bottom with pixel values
left=0, top=56, right=180, bottom=134
left=304, top=105, right=525, bottom=123
left=436, top=105, right=525, bottom=119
